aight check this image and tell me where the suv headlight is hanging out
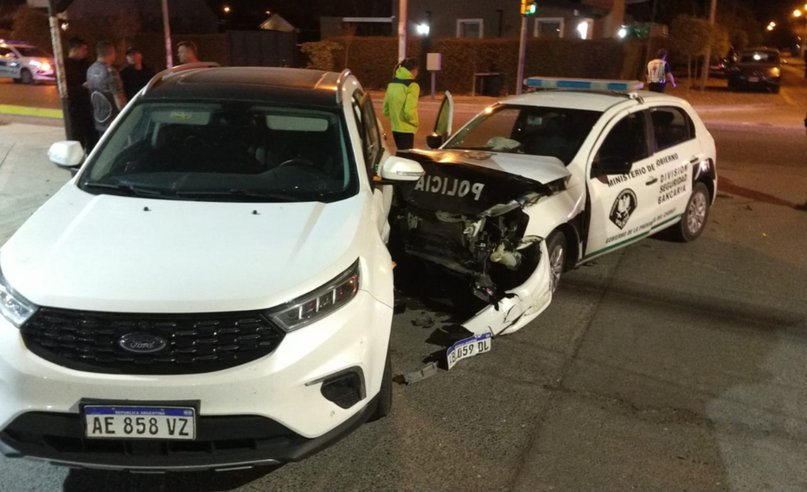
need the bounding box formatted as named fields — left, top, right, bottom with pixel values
left=0, top=265, right=38, bottom=328
left=268, top=260, right=360, bottom=332
left=768, top=67, right=781, bottom=78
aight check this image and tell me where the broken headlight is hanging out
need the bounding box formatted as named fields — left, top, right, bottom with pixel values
left=0, top=264, right=38, bottom=328
left=268, top=260, right=360, bottom=332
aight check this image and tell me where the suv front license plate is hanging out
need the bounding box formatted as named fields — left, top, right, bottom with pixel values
left=83, top=405, right=196, bottom=440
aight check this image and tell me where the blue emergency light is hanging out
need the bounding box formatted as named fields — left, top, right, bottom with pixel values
left=525, top=77, right=644, bottom=92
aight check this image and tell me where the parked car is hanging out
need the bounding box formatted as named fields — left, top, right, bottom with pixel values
left=392, top=77, right=717, bottom=337
left=0, top=65, right=424, bottom=471
left=0, top=39, right=55, bottom=84
left=727, top=47, right=781, bottom=93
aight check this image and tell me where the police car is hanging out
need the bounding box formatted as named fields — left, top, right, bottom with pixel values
left=0, top=39, right=55, bottom=84
left=394, top=77, right=717, bottom=337
left=0, top=65, right=424, bottom=471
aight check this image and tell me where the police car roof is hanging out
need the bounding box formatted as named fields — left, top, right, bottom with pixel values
left=142, top=67, right=343, bottom=107
left=502, top=89, right=685, bottom=112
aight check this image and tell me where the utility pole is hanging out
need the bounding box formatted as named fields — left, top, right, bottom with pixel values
left=516, top=15, right=527, bottom=95
left=47, top=5, right=69, bottom=139
left=398, top=0, right=408, bottom=61
left=700, top=0, right=718, bottom=91
left=162, top=0, right=174, bottom=68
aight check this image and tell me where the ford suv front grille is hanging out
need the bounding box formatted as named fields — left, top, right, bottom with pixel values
left=20, top=307, right=285, bottom=374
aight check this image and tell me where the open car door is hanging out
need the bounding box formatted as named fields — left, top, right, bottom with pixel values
left=426, top=91, right=454, bottom=149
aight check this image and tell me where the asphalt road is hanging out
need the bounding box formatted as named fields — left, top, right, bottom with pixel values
left=1, top=75, right=806, bottom=491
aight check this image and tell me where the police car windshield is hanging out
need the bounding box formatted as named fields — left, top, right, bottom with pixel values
left=444, top=104, right=601, bottom=165
left=14, top=46, right=50, bottom=57
left=79, top=101, right=357, bottom=203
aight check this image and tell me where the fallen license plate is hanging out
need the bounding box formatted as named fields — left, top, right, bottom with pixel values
left=446, top=333, right=492, bottom=370
left=83, top=405, right=196, bottom=440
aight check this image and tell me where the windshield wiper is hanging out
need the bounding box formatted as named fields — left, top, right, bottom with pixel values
left=82, top=182, right=175, bottom=198
left=174, top=189, right=300, bottom=202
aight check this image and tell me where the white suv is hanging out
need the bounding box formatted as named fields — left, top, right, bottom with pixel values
left=0, top=39, right=55, bottom=84
left=0, top=65, right=423, bottom=471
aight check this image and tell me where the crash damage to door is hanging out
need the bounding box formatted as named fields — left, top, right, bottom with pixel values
left=391, top=149, right=563, bottom=337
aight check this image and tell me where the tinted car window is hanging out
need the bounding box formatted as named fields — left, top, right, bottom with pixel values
left=650, top=107, right=694, bottom=151
left=79, top=101, right=357, bottom=203
left=444, top=104, right=601, bottom=164
left=595, top=111, right=649, bottom=165
left=739, top=50, right=779, bottom=64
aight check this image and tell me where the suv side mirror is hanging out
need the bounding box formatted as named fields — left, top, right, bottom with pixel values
left=379, top=155, right=425, bottom=182
left=426, top=133, right=444, bottom=149
left=48, top=141, right=84, bottom=172
left=593, top=155, right=632, bottom=176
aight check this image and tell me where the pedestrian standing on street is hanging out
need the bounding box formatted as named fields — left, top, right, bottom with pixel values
left=120, top=47, right=155, bottom=100
left=177, top=41, right=200, bottom=64
left=646, top=49, right=676, bottom=93
left=86, top=40, right=126, bottom=138
left=63, top=37, right=97, bottom=153
left=383, top=58, right=420, bottom=151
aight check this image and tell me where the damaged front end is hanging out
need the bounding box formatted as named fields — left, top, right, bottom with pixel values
left=392, top=150, right=562, bottom=337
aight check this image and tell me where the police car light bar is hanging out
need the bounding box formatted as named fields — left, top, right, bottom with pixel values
left=525, top=77, right=644, bottom=92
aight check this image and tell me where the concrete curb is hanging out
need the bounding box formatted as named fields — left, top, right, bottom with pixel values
left=0, top=104, right=62, bottom=119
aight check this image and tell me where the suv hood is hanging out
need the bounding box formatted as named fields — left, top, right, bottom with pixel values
left=1, top=184, right=365, bottom=313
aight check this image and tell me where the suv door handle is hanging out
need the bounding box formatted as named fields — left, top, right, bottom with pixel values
left=646, top=177, right=658, bottom=186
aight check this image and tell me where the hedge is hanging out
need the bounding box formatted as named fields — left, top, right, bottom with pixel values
left=303, top=36, right=648, bottom=95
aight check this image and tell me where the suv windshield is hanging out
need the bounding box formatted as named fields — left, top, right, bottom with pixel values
left=443, top=104, right=601, bottom=165
left=79, top=101, right=357, bottom=203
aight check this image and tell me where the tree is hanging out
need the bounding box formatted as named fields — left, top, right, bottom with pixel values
left=669, top=14, right=711, bottom=87
left=10, top=5, right=50, bottom=53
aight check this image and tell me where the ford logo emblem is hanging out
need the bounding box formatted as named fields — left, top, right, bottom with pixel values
left=118, top=332, right=168, bottom=354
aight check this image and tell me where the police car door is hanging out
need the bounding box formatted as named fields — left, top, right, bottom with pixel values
left=646, top=105, right=703, bottom=227
left=0, top=47, right=16, bottom=77
left=584, top=108, right=660, bottom=259
left=352, top=90, right=393, bottom=239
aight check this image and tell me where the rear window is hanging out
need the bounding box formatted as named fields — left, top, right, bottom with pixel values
left=739, top=51, right=779, bottom=64
left=14, top=46, right=51, bottom=58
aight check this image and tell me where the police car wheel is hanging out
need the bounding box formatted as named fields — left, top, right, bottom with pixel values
left=546, top=230, right=567, bottom=293
left=19, top=69, right=33, bottom=85
left=673, top=182, right=710, bottom=242
left=368, top=349, right=392, bottom=422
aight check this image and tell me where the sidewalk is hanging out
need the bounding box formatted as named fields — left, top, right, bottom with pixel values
left=0, top=121, right=69, bottom=244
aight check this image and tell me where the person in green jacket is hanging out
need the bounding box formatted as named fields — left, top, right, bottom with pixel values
left=383, top=58, right=420, bottom=150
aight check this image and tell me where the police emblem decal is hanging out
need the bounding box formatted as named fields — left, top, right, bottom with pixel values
left=609, top=189, right=637, bottom=230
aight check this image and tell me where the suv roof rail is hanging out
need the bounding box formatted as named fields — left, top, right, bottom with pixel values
left=335, top=69, right=352, bottom=104
left=143, top=62, right=220, bottom=94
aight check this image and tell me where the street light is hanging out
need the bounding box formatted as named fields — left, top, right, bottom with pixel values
left=793, top=5, right=807, bottom=58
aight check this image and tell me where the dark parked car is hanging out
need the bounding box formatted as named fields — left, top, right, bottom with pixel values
left=727, top=48, right=781, bottom=93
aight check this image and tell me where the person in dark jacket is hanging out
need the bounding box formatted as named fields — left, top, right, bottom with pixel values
left=382, top=58, right=420, bottom=150
left=120, top=47, right=155, bottom=100
left=63, top=37, right=97, bottom=152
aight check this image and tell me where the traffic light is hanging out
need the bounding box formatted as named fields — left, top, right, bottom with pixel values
left=520, top=0, right=536, bottom=16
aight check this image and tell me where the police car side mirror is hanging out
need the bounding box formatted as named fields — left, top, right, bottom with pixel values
left=593, top=155, right=632, bottom=176
left=379, top=155, right=425, bottom=182
left=426, top=133, right=444, bottom=149
left=48, top=141, right=84, bottom=175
